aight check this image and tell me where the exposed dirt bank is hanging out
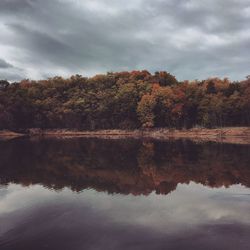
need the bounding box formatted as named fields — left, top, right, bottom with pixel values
left=1, top=127, right=250, bottom=144
left=30, top=127, right=250, bottom=144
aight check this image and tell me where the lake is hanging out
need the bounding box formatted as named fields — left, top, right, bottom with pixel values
left=0, top=138, right=250, bottom=250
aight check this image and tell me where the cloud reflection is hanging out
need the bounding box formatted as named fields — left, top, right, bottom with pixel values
left=0, top=183, right=250, bottom=250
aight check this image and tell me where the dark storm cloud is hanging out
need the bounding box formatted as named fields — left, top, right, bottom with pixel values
left=0, top=58, right=23, bottom=80
left=0, top=59, right=13, bottom=68
left=0, top=0, right=250, bottom=81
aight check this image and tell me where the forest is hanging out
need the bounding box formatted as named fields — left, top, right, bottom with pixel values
left=0, top=70, right=250, bottom=131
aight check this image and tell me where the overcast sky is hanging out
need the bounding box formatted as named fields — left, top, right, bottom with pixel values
left=0, top=0, right=250, bottom=81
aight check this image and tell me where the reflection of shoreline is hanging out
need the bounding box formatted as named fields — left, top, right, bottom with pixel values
left=0, top=130, right=25, bottom=139
left=1, top=127, right=250, bottom=144
left=0, top=138, right=250, bottom=195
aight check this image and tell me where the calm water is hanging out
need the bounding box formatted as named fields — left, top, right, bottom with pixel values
left=0, top=138, right=250, bottom=250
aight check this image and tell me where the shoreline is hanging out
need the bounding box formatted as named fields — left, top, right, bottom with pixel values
left=1, top=127, right=250, bottom=144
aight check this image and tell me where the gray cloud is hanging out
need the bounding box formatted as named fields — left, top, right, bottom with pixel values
left=0, top=0, right=250, bottom=81
left=0, top=58, right=24, bottom=81
left=0, top=59, right=13, bottom=69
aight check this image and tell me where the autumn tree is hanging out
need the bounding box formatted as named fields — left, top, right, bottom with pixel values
left=0, top=71, right=249, bottom=130
left=137, top=94, right=156, bottom=128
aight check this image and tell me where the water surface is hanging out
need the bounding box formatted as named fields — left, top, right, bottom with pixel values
left=0, top=138, right=250, bottom=250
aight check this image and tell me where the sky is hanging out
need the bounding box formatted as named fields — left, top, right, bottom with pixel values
left=0, top=0, right=250, bottom=81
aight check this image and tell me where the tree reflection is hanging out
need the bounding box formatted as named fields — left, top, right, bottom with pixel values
left=0, top=138, right=249, bottom=195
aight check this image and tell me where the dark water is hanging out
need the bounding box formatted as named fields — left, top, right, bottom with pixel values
left=0, top=138, right=250, bottom=250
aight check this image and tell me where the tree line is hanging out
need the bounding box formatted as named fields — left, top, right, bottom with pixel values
left=0, top=70, right=250, bottom=131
